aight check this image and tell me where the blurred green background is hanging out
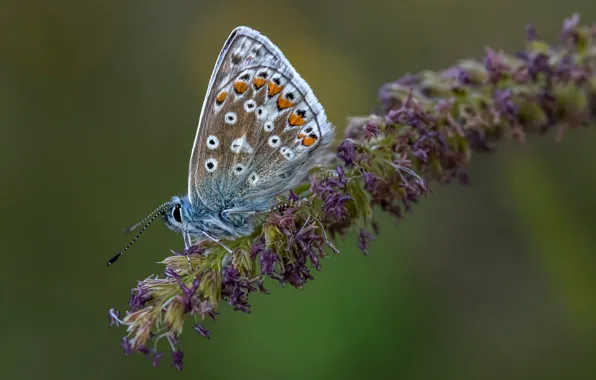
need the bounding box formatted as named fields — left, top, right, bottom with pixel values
left=2, top=1, right=596, bottom=379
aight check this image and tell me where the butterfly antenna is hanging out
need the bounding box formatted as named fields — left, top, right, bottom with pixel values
left=107, top=202, right=172, bottom=267
left=122, top=201, right=172, bottom=233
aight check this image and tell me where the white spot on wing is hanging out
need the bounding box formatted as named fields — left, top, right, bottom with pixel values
left=270, top=74, right=284, bottom=87
left=206, top=135, right=219, bottom=150
left=205, top=158, right=218, bottom=172
left=230, top=135, right=254, bottom=154
left=248, top=172, right=259, bottom=185
left=224, top=112, right=237, bottom=125
left=268, top=135, right=281, bottom=148
left=264, top=121, right=274, bottom=132
left=244, top=99, right=257, bottom=112
left=233, top=163, right=246, bottom=176
left=280, top=147, right=295, bottom=160
left=255, top=106, right=267, bottom=120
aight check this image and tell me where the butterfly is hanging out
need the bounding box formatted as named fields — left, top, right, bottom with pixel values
left=107, top=26, right=335, bottom=266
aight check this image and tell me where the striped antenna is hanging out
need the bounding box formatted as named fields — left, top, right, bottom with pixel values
left=122, top=201, right=172, bottom=233
left=107, top=202, right=172, bottom=267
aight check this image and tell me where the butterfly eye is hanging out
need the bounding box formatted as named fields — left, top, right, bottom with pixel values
left=172, top=204, right=182, bottom=223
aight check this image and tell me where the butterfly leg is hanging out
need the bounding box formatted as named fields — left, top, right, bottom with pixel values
left=201, top=231, right=234, bottom=254
left=183, top=232, right=194, bottom=270
left=183, top=232, right=192, bottom=249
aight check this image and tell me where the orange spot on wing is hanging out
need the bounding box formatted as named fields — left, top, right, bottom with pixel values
left=302, top=136, right=317, bottom=147
left=297, top=133, right=305, bottom=139
left=288, top=112, right=306, bottom=126
left=216, top=91, right=227, bottom=104
left=234, top=81, right=248, bottom=94
left=277, top=96, right=295, bottom=110
left=253, top=77, right=267, bottom=89
left=268, top=81, right=283, bottom=97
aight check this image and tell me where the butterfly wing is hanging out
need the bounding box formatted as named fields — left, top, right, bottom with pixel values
left=188, top=26, right=335, bottom=212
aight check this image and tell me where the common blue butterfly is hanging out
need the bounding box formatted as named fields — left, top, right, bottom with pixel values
left=108, top=26, right=335, bottom=266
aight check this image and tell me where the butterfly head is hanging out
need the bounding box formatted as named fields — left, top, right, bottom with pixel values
left=163, top=194, right=254, bottom=242
left=162, top=195, right=193, bottom=234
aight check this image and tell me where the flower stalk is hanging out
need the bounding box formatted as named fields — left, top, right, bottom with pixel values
left=109, top=14, right=596, bottom=370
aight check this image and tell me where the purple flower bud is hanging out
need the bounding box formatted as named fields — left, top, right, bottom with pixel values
left=178, top=276, right=200, bottom=313
left=137, top=345, right=151, bottom=355
left=364, top=121, right=381, bottom=139
left=336, top=165, right=346, bottom=185
left=251, top=241, right=265, bottom=260
left=493, top=89, right=518, bottom=121
left=358, top=229, right=374, bottom=256
left=171, top=349, right=184, bottom=371
left=385, top=91, right=431, bottom=128
left=307, top=250, right=321, bottom=271
left=525, top=24, right=539, bottom=41
left=129, top=283, right=152, bottom=310
left=436, top=99, right=455, bottom=115
left=363, top=172, right=377, bottom=192
left=152, top=351, right=164, bottom=368
left=221, top=265, right=255, bottom=313
left=260, top=249, right=279, bottom=276
left=337, top=139, right=356, bottom=166
left=175, top=245, right=205, bottom=257
left=412, top=148, right=429, bottom=162
left=165, top=268, right=181, bottom=279
left=120, top=337, right=133, bottom=355
left=441, top=67, right=473, bottom=85
left=222, top=266, right=239, bottom=283
left=322, top=193, right=353, bottom=220
left=288, top=189, right=299, bottom=202
left=528, top=53, right=552, bottom=81
left=395, top=74, right=421, bottom=86
left=484, top=48, right=509, bottom=84
left=194, top=323, right=211, bottom=339
left=562, top=13, right=580, bottom=42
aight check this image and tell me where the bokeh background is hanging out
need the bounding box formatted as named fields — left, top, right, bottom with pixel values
left=2, top=1, right=596, bottom=379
